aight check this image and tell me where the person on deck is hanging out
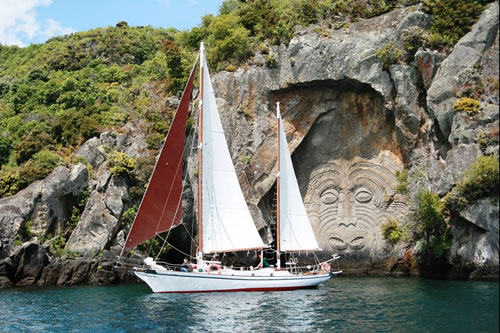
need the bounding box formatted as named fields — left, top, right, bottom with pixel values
left=181, top=258, right=193, bottom=272
left=256, top=252, right=270, bottom=269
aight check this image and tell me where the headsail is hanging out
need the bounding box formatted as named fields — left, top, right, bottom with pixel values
left=200, top=45, right=265, bottom=253
left=123, top=58, right=198, bottom=252
left=277, top=103, right=320, bottom=252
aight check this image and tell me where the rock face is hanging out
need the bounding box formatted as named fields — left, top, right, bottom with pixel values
left=0, top=126, right=147, bottom=287
left=0, top=164, right=88, bottom=259
left=209, top=3, right=498, bottom=277
left=0, top=3, right=498, bottom=287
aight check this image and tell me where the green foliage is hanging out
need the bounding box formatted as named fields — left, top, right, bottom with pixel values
left=0, top=136, right=11, bottom=167
left=107, top=151, right=137, bottom=177
left=15, top=220, right=35, bottom=245
left=0, top=166, right=20, bottom=197
left=381, top=219, right=408, bottom=244
left=422, top=0, right=485, bottom=48
left=395, top=169, right=409, bottom=194
left=121, top=205, right=138, bottom=227
left=240, top=155, right=252, bottom=165
left=415, top=189, right=451, bottom=260
left=49, top=235, right=75, bottom=257
left=457, top=75, right=499, bottom=105
left=446, top=155, right=499, bottom=210
left=15, top=128, right=55, bottom=164
left=163, top=40, right=189, bottom=95
left=67, top=190, right=89, bottom=231
left=375, top=41, right=403, bottom=69
left=6, top=150, right=61, bottom=193
left=265, top=55, right=277, bottom=68
left=206, top=13, right=252, bottom=71
left=401, top=27, right=426, bottom=62
left=137, top=234, right=171, bottom=258
left=453, top=97, right=481, bottom=115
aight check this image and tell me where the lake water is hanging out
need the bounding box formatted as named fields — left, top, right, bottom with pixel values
left=0, top=276, right=498, bottom=332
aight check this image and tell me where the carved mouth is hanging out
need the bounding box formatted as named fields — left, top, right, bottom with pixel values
left=328, top=229, right=368, bottom=251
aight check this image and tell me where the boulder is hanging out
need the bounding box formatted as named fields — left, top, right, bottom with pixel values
left=10, top=241, right=49, bottom=286
left=450, top=199, right=499, bottom=280
left=65, top=191, right=119, bottom=256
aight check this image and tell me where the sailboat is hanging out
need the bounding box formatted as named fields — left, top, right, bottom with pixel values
left=118, top=43, right=341, bottom=293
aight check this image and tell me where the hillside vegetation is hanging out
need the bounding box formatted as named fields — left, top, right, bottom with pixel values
left=0, top=0, right=491, bottom=198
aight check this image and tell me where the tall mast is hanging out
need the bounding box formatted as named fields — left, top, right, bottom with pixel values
left=276, top=102, right=281, bottom=269
left=197, top=43, right=204, bottom=259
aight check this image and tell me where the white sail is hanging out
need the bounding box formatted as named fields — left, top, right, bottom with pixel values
left=200, top=46, right=265, bottom=253
left=278, top=105, right=320, bottom=252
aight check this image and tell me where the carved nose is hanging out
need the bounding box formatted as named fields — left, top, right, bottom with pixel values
left=338, top=218, right=356, bottom=227
left=338, top=192, right=357, bottom=226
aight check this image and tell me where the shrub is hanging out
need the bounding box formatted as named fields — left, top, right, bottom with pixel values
left=401, top=27, right=425, bottom=62
left=206, top=13, right=252, bottom=71
left=422, top=0, right=484, bottom=48
left=121, top=205, right=138, bottom=227
left=49, top=235, right=71, bottom=257
left=107, top=151, right=136, bottom=177
left=415, top=189, right=451, bottom=259
left=381, top=219, right=408, bottom=244
left=395, top=169, right=409, bottom=194
left=0, top=166, right=20, bottom=198
left=15, top=128, right=55, bottom=164
left=16, top=220, right=35, bottom=243
left=0, top=136, right=11, bottom=167
left=265, top=55, right=277, bottom=68
left=446, top=154, right=499, bottom=210
left=15, top=150, right=61, bottom=190
left=375, top=41, right=403, bottom=69
left=453, top=97, right=481, bottom=115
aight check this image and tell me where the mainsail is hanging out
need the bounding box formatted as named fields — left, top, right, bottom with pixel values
left=277, top=103, right=320, bottom=252
left=123, top=59, right=198, bottom=252
left=200, top=44, right=265, bottom=253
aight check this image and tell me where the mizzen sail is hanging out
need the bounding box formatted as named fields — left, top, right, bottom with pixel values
left=123, top=58, right=198, bottom=252
left=200, top=45, right=265, bottom=253
left=277, top=104, right=320, bottom=252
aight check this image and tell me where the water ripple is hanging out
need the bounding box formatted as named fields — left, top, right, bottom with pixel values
left=0, top=277, right=498, bottom=333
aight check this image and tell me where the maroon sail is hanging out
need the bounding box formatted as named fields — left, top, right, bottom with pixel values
left=124, top=60, right=198, bottom=252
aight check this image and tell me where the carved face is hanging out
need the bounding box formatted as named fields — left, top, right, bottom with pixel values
left=304, top=154, right=407, bottom=260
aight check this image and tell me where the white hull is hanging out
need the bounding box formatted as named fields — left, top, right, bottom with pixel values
left=134, top=268, right=333, bottom=293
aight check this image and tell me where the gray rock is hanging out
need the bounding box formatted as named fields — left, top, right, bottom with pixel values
left=104, top=176, right=129, bottom=218
left=11, top=241, right=49, bottom=286
left=414, top=49, right=446, bottom=90
left=427, top=2, right=499, bottom=140
left=451, top=198, right=499, bottom=280
left=65, top=191, right=119, bottom=256
left=436, top=144, right=481, bottom=196
left=70, top=164, right=89, bottom=196
left=75, top=137, right=106, bottom=169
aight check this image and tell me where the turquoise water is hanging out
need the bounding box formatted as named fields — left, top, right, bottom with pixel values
left=0, top=277, right=498, bottom=332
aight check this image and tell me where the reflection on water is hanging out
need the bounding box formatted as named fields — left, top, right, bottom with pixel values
left=0, top=277, right=498, bottom=333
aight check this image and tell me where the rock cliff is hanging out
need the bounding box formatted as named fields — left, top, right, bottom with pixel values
left=0, top=3, right=498, bottom=287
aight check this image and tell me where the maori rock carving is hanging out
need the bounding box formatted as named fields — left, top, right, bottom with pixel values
left=303, top=152, right=408, bottom=263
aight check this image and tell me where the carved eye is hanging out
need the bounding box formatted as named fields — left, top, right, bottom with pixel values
left=355, top=190, right=372, bottom=203
left=350, top=237, right=365, bottom=248
left=320, top=190, right=338, bottom=204
left=329, top=237, right=347, bottom=250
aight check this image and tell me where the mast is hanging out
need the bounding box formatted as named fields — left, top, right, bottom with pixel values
left=197, top=42, right=204, bottom=260
left=276, top=102, right=281, bottom=269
